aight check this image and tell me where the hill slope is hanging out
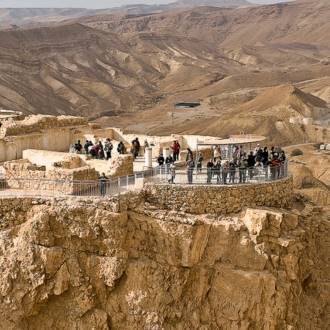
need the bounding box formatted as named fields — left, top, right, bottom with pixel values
left=0, top=0, right=329, bottom=144
left=0, top=23, right=238, bottom=117
left=200, top=85, right=330, bottom=144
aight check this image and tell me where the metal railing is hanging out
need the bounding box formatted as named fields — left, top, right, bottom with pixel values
left=152, top=162, right=289, bottom=185
left=0, top=162, right=289, bottom=198
left=0, top=167, right=160, bottom=198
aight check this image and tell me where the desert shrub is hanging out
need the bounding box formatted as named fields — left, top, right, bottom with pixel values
left=291, top=149, right=304, bottom=157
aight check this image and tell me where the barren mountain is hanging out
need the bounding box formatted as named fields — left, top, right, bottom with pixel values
left=0, top=0, right=329, bottom=144
left=200, top=85, right=330, bottom=143
left=0, top=1, right=251, bottom=29
left=172, top=0, right=251, bottom=8
left=0, top=22, right=239, bottom=117
left=0, top=8, right=101, bottom=28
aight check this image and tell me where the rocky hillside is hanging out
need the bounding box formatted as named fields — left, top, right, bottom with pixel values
left=172, top=0, right=250, bottom=8
left=0, top=185, right=329, bottom=329
left=0, top=1, right=251, bottom=28
left=0, top=22, right=239, bottom=117
left=0, top=0, right=329, bottom=144
left=197, top=85, right=330, bottom=144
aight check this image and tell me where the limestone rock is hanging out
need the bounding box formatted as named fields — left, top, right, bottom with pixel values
left=0, top=194, right=328, bottom=329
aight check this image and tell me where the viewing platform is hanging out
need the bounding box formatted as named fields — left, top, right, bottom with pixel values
left=0, top=115, right=292, bottom=211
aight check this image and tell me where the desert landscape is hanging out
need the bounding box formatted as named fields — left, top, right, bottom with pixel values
left=0, top=0, right=328, bottom=144
left=0, top=0, right=329, bottom=329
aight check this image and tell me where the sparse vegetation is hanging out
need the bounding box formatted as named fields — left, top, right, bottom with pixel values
left=291, top=149, right=304, bottom=157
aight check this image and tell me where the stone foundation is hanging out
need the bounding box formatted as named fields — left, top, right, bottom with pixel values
left=143, top=176, right=294, bottom=214
left=3, top=160, right=99, bottom=195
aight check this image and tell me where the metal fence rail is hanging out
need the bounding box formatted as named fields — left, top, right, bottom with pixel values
left=152, top=162, right=289, bottom=185
left=0, top=162, right=289, bottom=198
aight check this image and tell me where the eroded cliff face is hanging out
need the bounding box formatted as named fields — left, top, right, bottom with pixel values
left=0, top=194, right=329, bottom=329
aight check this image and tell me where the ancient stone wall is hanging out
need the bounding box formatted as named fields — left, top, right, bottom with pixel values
left=3, top=160, right=99, bottom=194
left=3, top=115, right=88, bottom=137
left=143, top=176, right=293, bottom=214
left=109, top=155, right=134, bottom=178
left=23, top=149, right=86, bottom=169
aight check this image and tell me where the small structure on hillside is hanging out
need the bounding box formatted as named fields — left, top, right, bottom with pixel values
left=175, top=102, right=201, bottom=109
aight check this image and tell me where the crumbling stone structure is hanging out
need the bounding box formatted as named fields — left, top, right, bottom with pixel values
left=144, top=176, right=293, bottom=214
left=3, top=159, right=99, bottom=194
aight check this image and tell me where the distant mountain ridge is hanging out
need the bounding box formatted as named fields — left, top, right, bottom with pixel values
left=0, top=0, right=252, bottom=28
left=0, top=0, right=329, bottom=145
left=173, top=0, right=250, bottom=7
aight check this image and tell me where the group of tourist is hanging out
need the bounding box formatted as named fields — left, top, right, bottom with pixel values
left=156, top=143, right=287, bottom=185
left=74, top=136, right=287, bottom=194
left=72, top=139, right=126, bottom=159
left=199, top=144, right=286, bottom=184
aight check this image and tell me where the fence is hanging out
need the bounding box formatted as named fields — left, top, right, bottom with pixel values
left=0, top=162, right=289, bottom=198
left=0, top=167, right=160, bottom=198
left=151, top=162, right=289, bottom=185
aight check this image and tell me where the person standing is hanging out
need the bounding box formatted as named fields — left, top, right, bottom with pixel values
left=229, top=161, right=236, bottom=184
left=262, top=147, right=269, bottom=166
left=99, top=173, right=108, bottom=196
left=117, top=141, right=125, bottom=155
left=98, top=141, right=105, bottom=159
left=187, top=159, right=195, bottom=184
left=206, top=159, right=214, bottom=183
left=197, top=153, right=203, bottom=173
left=168, top=163, right=176, bottom=184
left=84, top=140, right=91, bottom=154
left=238, top=155, right=248, bottom=183
left=279, top=150, right=287, bottom=178
left=214, top=159, right=222, bottom=184
left=247, top=151, right=256, bottom=180
left=233, top=146, right=240, bottom=162
left=104, top=138, right=113, bottom=160
left=131, top=138, right=140, bottom=159
left=223, top=161, right=229, bottom=184
left=166, top=155, right=174, bottom=165
left=186, top=148, right=193, bottom=163
left=157, top=154, right=165, bottom=166
left=171, top=140, right=181, bottom=162
left=74, top=140, right=83, bottom=153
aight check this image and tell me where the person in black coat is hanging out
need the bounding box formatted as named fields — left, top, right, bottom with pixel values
left=247, top=151, right=256, bottom=180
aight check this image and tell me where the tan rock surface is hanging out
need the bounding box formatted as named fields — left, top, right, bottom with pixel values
left=0, top=190, right=328, bottom=329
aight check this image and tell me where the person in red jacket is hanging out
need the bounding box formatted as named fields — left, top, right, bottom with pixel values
left=171, top=140, right=181, bottom=162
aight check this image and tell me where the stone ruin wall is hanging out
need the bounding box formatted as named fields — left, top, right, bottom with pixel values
left=144, top=176, right=293, bottom=215
left=0, top=114, right=220, bottom=164
left=0, top=189, right=328, bottom=329
left=3, top=160, right=99, bottom=194
left=0, top=125, right=92, bottom=163
left=3, top=116, right=88, bottom=137
left=108, top=154, right=134, bottom=178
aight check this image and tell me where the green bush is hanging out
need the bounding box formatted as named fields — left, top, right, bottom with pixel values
left=291, top=149, right=304, bottom=157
